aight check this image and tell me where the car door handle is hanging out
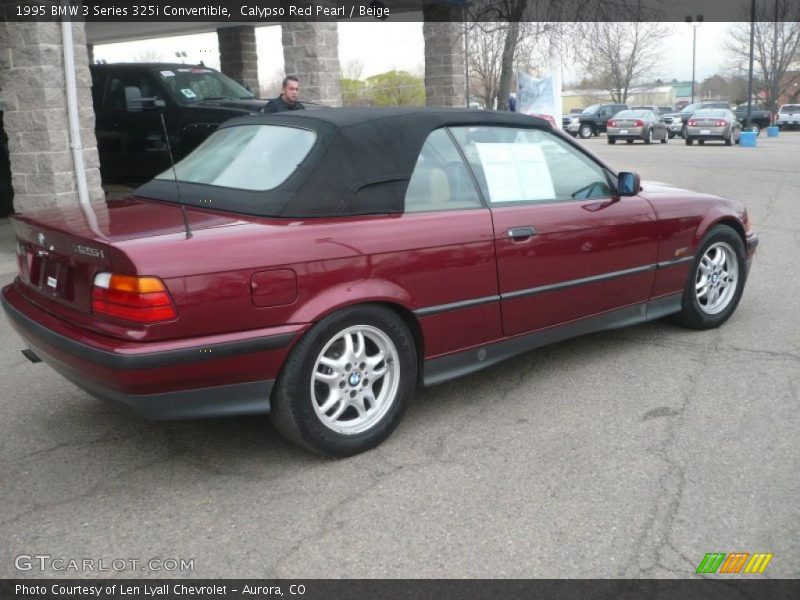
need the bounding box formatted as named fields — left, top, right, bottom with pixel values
left=507, top=226, right=537, bottom=240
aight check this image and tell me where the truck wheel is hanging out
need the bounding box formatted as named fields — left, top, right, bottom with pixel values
left=578, top=125, right=593, bottom=139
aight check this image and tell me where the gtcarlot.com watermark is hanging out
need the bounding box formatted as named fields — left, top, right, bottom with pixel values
left=15, top=554, right=195, bottom=573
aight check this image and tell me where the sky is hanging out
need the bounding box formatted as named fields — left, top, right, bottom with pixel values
left=94, top=21, right=732, bottom=95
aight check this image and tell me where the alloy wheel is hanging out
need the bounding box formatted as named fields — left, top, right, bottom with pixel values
left=695, top=242, right=739, bottom=315
left=311, top=325, right=400, bottom=435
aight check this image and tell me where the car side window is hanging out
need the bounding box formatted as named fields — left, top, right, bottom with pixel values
left=450, top=126, right=613, bottom=204
left=404, top=129, right=482, bottom=213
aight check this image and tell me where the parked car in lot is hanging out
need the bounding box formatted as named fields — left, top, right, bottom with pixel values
left=607, top=109, right=669, bottom=144
left=569, top=103, right=628, bottom=138
left=662, top=112, right=684, bottom=138
left=775, top=104, right=800, bottom=130
left=685, top=108, right=742, bottom=146
left=1, top=108, right=759, bottom=457
left=733, top=104, right=772, bottom=133
left=90, top=63, right=268, bottom=183
left=677, top=101, right=731, bottom=137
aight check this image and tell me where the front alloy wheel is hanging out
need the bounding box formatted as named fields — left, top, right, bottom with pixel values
left=579, top=125, right=593, bottom=139
left=694, top=242, right=739, bottom=315
left=673, top=225, right=747, bottom=330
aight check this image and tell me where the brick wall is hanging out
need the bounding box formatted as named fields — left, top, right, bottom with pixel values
left=0, top=20, right=103, bottom=212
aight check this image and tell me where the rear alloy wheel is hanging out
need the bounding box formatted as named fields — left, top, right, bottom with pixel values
left=607, top=137, right=616, bottom=145
left=578, top=124, right=593, bottom=139
left=270, top=305, right=417, bottom=457
left=725, top=130, right=733, bottom=146
left=673, top=225, right=746, bottom=330
left=644, top=128, right=653, bottom=144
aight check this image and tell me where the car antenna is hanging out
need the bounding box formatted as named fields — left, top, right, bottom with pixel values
left=159, top=113, right=192, bottom=239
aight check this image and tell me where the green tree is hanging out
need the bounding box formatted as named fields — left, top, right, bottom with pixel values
left=341, top=78, right=365, bottom=106
left=365, top=70, right=425, bottom=106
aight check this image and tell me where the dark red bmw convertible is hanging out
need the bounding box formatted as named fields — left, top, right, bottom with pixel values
left=2, top=108, right=758, bottom=456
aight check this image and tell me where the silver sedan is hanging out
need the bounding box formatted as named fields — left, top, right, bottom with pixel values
left=685, top=109, right=742, bottom=146
left=606, top=110, right=668, bottom=145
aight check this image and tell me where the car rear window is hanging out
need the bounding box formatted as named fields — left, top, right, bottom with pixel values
left=156, top=124, right=316, bottom=191
left=694, top=110, right=727, bottom=118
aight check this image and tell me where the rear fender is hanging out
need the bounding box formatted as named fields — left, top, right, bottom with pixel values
left=287, top=279, right=415, bottom=325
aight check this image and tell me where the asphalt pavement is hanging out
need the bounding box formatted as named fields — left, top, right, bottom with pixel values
left=1, top=132, right=798, bottom=579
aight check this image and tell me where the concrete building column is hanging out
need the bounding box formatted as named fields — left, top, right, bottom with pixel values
left=217, top=26, right=260, bottom=94
left=422, top=7, right=466, bottom=107
left=0, top=20, right=103, bottom=212
left=281, top=18, right=342, bottom=107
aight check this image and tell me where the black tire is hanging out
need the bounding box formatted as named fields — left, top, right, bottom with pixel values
left=270, top=305, right=417, bottom=457
left=644, top=128, right=653, bottom=144
left=668, top=131, right=676, bottom=139
left=698, top=140, right=705, bottom=145
left=626, top=139, right=634, bottom=144
left=578, top=124, right=593, bottom=139
left=607, top=137, right=616, bottom=145
left=672, top=225, right=747, bottom=330
left=724, top=131, right=733, bottom=146
left=661, top=132, right=668, bottom=144
left=681, top=125, right=688, bottom=138
left=685, top=137, right=693, bottom=145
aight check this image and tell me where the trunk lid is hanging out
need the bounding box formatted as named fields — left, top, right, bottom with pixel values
left=11, top=198, right=242, bottom=315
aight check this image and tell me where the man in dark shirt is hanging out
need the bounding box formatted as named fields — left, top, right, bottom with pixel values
left=262, top=76, right=305, bottom=113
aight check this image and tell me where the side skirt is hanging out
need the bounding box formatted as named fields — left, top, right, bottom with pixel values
left=422, top=293, right=682, bottom=387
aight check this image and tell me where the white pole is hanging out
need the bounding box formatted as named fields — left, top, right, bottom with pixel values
left=551, top=51, right=563, bottom=129
left=61, top=19, right=90, bottom=207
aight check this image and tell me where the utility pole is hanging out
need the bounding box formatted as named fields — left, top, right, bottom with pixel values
left=746, top=0, right=756, bottom=130
left=686, top=15, right=704, bottom=103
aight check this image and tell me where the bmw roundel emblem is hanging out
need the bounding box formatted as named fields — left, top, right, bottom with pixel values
left=349, top=372, right=361, bottom=386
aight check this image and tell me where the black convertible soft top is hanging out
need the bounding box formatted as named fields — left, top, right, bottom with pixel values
left=135, top=107, right=552, bottom=218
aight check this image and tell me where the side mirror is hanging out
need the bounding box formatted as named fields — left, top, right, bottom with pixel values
left=125, top=86, right=165, bottom=112
left=617, top=172, right=641, bottom=196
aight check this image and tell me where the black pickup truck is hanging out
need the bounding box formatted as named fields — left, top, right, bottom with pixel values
left=733, top=105, right=773, bottom=132
left=90, top=63, right=268, bottom=183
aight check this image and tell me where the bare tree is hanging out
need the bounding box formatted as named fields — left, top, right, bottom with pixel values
left=466, top=0, right=581, bottom=110
left=577, top=21, right=670, bottom=104
left=725, top=0, right=800, bottom=113
left=342, top=59, right=364, bottom=82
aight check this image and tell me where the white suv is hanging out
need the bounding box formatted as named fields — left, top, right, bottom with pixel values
left=776, top=104, right=800, bottom=130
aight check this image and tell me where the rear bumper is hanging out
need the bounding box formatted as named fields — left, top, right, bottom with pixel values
left=2, top=283, right=301, bottom=419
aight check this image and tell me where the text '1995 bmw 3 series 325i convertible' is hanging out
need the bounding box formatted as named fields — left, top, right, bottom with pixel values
left=2, top=108, right=759, bottom=456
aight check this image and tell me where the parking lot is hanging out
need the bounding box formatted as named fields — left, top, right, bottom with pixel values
left=1, top=131, right=798, bottom=579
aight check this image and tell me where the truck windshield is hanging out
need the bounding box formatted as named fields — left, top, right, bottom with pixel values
left=155, top=67, right=254, bottom=103
left=155, top=124, right=316, bottom=191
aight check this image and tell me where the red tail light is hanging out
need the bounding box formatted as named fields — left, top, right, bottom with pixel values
left=608, top=120, right=617, bottom=127
left=688, top=119, right=698, bottom=126
left=633, top=120, right=644, bottom=127
left=715, top=120, right=727, bottom=126
left=92, top=273, right=177, bottom=324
